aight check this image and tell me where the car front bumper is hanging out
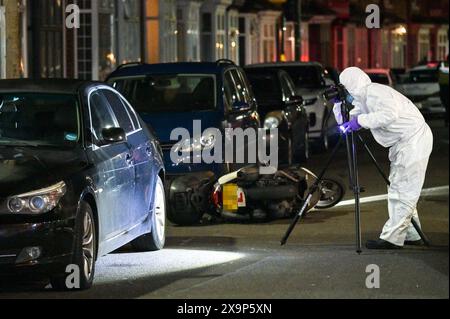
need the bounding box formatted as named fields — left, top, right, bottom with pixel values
left=0, top=218, right=75, bottom=274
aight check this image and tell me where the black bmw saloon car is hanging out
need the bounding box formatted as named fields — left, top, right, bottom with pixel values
left=0, top=79, right=166, bottom=290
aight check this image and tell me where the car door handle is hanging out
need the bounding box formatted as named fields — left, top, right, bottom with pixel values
left=126, top=153, right=134, bottom=166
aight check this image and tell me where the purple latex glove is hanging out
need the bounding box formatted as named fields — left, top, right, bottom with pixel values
left=341, top=117, right=362, bottom=133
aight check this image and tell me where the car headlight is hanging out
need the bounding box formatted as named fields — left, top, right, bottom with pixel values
left=175, top=134, right=216, bottom=153
left=264, top=117, right=280, bottom=130
left=200, top=134, right=216, bottom=150
left=7, top=181, right=67, bottom=214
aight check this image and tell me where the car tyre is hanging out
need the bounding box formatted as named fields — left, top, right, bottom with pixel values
left=132, top=176, right=166, bottom=251
left=50, top=201, right=96, bottom=291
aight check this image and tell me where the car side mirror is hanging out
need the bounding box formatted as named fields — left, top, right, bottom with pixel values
left=100, top=127, right=127, bottom=146
left=231, top=101, right=251, bottom=113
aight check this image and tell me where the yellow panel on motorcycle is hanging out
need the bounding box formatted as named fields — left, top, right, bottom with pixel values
left=223, top=184, right=239, bottom=212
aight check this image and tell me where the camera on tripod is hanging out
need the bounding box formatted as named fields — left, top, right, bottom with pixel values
left=323, top=84, right=352, bottom=104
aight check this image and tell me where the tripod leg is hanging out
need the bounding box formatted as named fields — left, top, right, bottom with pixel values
left=281, top=135, right=344, bottom=246
left=350, top=132, right=363, bottom=254
left=281, top=193, right=314, bottom=246
left=411, top=218, right=431, bottom=247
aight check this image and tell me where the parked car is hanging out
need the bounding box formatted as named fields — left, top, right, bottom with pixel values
left=246, top=62, right=338, bottom=151
left=364, top=68, right=396, bottom=87
left=0, top=79, right=166, bottom=290
left=324, top=66, right=340, bottom=85
left=107, top=60, right=261, bottom=225
left=396, top=63, right=445, bottom=116
left=244, top=66, right=310, bottom=164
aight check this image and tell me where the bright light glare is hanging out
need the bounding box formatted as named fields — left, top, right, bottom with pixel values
left=339, top=125, right=349, bottom=134
left=95, top=249, right=246, bottom=284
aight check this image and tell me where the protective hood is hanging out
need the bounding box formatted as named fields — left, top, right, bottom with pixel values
left=339, top=67, right=372, bottom=100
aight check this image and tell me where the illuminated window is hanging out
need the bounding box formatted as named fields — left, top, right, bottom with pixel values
left=437, top=28, right=449, bottom=61
left=260, top=17, right=277, bottom=63
left=216, top=11, right=226, bottom=59
left=227, top=10, right=239, bottom=64
left=418, top=28, right=430, bottom=62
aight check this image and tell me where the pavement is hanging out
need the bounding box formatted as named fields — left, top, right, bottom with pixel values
left=0, top=119, right=448, bottom=299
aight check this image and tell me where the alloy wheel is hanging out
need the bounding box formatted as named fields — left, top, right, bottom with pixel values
left=82, top=211, right=95, bottom=280
left=154, top=181, right=166, bottom=242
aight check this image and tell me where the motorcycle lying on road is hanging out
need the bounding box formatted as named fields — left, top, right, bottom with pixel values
left=167, top=165, right=345, bottom=226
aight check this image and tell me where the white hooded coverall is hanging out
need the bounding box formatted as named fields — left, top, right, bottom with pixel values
left=339, top=67, right=433, bottom=246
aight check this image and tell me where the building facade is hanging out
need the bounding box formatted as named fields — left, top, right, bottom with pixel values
left=1, top=0, right=448, bottom=80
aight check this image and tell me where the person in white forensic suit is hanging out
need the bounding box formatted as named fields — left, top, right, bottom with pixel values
left=335, top=67, right=434, bottom=249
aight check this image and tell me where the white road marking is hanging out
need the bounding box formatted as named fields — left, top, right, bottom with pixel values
left=335, top=186, right=449, bottom=207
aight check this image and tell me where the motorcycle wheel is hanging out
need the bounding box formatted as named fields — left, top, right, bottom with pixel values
left=315, top=178, right=345, bottom=209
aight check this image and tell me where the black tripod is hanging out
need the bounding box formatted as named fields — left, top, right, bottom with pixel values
left=281, top=101, right=430, bottom=253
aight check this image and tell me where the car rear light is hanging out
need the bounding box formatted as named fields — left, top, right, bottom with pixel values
left=212, top=184, right=223, bottom=209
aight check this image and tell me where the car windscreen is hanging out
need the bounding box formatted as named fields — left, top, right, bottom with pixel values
left=368, top=73, right=390, bottom=85
left=0, top=93, right=79, bottom=147
left=406, top=70, right=439, bottom=83
left=109, top=74, right=217, bottom=113
left=279, top=66, right=324, bottom=89
left=246, top=72, right=281, bottom=107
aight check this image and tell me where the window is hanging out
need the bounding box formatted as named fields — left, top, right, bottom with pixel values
left=201, top=13, right=213, bottom=61
left=98, top=0, right=116, bottom=81
left=280, top=74, right=296, bottom=100
left=177, top=2, right=200, bottom=62
left=437, top=29, right=449, bottom=61
left=418, top=28, right=430, bottom=63
left=33, top=0, right=64, bottom=78
left=120, top=97, right=141, bottom=129
left=110, top=74, right=217, bottom=113
left=406, top=70, right=439, bottom=84
left=261, top=22, right=276, bottom=62
left=284, top=22, right=295, bottom=62
left=216, top=12, right=226, bottom=59
left=224, top=70, right=238, bottom=109
left=0, top=93, right=79, bottom=147
left=102, top=90, right=134, bottom=134
left=89, top=91, right=119, bottom=143
left=76, top=0, right=94, bottom=80
left=246, top=72, right=281, bottom=104
left=160, top=0, right=177, bottom=63
left=118, top=0, right=141, bottom=64
left=392, top=32, right=406, bottom=68
left=228, top=10, right=239, bottom=64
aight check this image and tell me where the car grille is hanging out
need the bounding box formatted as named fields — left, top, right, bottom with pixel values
left=0, top=250, right=19, bottom=264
